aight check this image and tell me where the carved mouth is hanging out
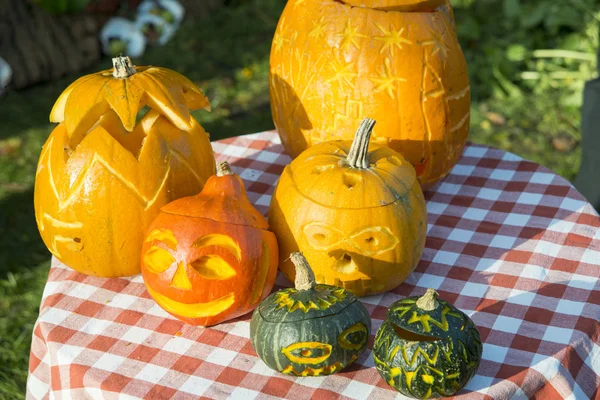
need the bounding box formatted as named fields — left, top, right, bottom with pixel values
left=146, top=285, right=235, bottom=319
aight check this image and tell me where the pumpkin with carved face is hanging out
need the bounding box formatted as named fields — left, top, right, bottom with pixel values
left=34, top=56, right=215, bottom=277
left=250, top=253, right=371, bottom=376
left=269, top=119, right=427, bottom=297
left=141, top=162, right=279, bottom=326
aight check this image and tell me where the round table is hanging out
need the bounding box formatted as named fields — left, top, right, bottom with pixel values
left=26, top=131, right=600, bottom=399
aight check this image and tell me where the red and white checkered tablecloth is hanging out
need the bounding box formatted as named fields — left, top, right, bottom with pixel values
left=27, top=131, right=600, bottom=400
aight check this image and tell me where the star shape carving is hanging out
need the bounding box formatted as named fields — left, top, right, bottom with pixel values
left=326, top=55, right=358, bottom=90
left=369, top=57, right=407, bottom=99
left=373, top=22, right=413, bottom=57
left=309, top=16, right=328, bottom=40
left=419, top=26, right=450, bottom=59
left=335, top=20, right=367, bottom=52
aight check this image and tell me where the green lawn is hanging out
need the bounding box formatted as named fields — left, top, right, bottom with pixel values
left=0, top=0, right=598, bottom=397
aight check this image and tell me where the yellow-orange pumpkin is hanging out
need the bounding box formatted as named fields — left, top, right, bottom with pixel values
left=34, top=56, right=216, bottom=277
left=269, top=0, right=469, bottom=188
left=141, top=162, right=279, bottom=326
left=269, top=119, right=427, bottom=297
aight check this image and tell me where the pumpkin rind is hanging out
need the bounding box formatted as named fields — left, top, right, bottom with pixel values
left=269, top=0, right=469, bottom=188
left=268, top=119, right=427, bottom=297
left=373, top=290, right=482, bottom=398
left=35, top=107, right=215, bottom=277
left=250, top=253, right=371, bottom=376
left=141, top=163, right=279, bottom=326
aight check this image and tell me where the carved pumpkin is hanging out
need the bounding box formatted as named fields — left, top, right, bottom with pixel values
left=269, top=0, right=470, bottom=188
left=269, top=119, right=427, bottom=297
left=34, top=56, right=215, bottom=277
left=141, top=162, right=279, bottom=327
left=250, top=252, right=371, bottom=376
left=373, top=289, right=482, bottom=398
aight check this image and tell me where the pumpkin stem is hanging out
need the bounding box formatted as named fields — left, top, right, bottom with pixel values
left=346, top=118, right=376, bottom=169
left=416, top=288, right=439, bottom=311
left=290, top=252, right=316, bottom=291
left=112, top=55, right=136, bottom=78
left=216, top=161, right=233, bottom=176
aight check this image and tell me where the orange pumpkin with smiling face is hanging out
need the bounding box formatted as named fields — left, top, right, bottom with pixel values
left=141, top=162, right=279, bottom=326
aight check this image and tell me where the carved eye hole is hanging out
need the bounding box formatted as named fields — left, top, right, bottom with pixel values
left=190, top=234, right=240, bottom=280
left=281, top=342, right=333, bottom=365
left=143, top=246, right=175, bottom=274
left=190, top=256, right=236, bottom=280
left=349, top=227, right=399, bottom=256
left=338, top=322, right=368, bottom=350
left=145, top=228, right=178, bottom=250
left=303, top=223, right=344, bottom=250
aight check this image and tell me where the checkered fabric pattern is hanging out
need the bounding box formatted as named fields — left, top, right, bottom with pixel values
left=27, top=131, right=600, bottom=399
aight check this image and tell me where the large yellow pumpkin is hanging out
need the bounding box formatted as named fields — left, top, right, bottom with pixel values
left=269, top=119, right=427, bottom=297
left=269, top=0, right=470, bottom=188
left=34, top=56, right=216, bottom=277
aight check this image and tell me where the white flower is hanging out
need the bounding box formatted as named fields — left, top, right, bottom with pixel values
left=100, top=17, right=146, bottom=58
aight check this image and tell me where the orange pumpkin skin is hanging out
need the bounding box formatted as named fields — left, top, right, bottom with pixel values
left=141, top=164, right=279, bottom=327
left=268, top=120, right=427, bottom=297
left=269, top=0, right=469, bottom=188
left=34, top=57, right=215, bottom=277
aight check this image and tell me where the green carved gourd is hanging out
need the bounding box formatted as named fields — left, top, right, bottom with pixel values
left=373, top=289, right=482, bottom=398
left=250, top=252, right=371, bottom=376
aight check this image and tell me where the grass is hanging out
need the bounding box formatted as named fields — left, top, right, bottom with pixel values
left=0, top=0, right=597, bottom=398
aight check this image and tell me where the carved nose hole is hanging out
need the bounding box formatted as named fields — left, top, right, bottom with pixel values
left=313, top=233, right=326, bottom=242
left=365, top=237, right=376, bottom=244
left=343, top=172, right=361, bottom=190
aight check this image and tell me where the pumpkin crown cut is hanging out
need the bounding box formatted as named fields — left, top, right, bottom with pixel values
left=161, top=164, right=269, bottom=229
left=288, top=119, right=418, bottom=209
left=386, top=291, right=475, bottom=341
left=335, top=0, right=446, bottom=12
left=258, top=254, right=358, bottom=322
left=49, top=54, right=211, bottom=143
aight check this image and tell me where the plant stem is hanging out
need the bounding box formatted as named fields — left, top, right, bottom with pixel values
left=112, top=55, right=136, bottom=78
left=216, top=161, right=233, bottom=176
left=346, top=118, right=376, bottom=169
left=416, top=288, right=439, bottom=311
left=290, top=252, right=316, bottom=291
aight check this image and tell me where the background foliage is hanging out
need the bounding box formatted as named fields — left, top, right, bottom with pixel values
left=0, top=0, right=598, bottom=397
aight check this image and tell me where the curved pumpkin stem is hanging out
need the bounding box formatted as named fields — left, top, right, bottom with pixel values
left=112, top=55, right=136, bottom=78
left=290, top=252, right=316, bottom=291
left=416, top=288, right=439, bottom=311
left=346, top=118, right=376, bottom=169
left=216, top=161, right=233, bottom=176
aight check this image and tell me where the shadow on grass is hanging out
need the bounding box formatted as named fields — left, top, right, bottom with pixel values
left=0, top=188, right=50, bottom=279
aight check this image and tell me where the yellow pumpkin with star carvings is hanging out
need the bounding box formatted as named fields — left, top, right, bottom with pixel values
left=269, top=0, right=470, bottom=188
